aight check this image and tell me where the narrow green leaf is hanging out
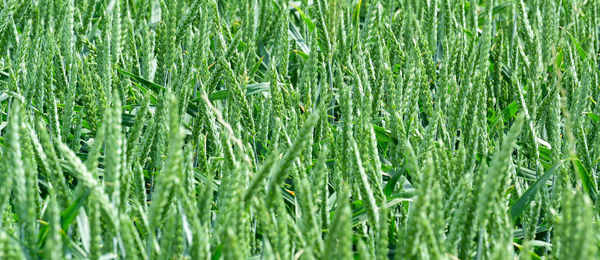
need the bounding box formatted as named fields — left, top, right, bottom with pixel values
left=556, top=46, right=564, bottom=68
left=245, top=82, right=270, bottom=95
left=567, top=32, right=588, bottom=61
left=383, top=168, right=405, bottom=197
left=0, top=70, right=8, bottom=79
left=38, top=190, right=91, bottom=247
left=510, top=162, right=562, bottom=220
left=586, top=112, right=600, bottom=122
left=0, top=92, right=9, bottom=102
left=373, top=125, right=393, bottom=144
left=209, top=90, right=230, bottom=100
left=60, top=190, right=91, bottom=231
left=490, top=101, right=519, bottom=131
left=293, top=50, right=309, bottom=59
left=290, top=3, right=315, bottom=32
left=568, top=158, right=598, bottom=201
left=288, top=21, right=311, bottom=54
left=248, top=56, right=264, bottom=78
left=207, top=82, right=271, bottom=101
left=116, top=67, right=164, bottom=93
left=352, top=190, right=414, bottom=227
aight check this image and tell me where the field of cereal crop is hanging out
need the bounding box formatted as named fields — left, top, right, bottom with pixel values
left=0, top=0, right=599, bottom=259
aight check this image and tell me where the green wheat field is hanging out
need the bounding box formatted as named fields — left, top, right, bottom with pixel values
left=0, top=0, right=599, bottom=259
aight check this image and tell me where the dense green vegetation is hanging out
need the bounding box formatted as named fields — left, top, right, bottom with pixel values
left=1, top=0, right=599, bottom=259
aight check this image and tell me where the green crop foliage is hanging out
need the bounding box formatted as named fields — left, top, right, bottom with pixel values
left=0, top=0, right=599, bottom=259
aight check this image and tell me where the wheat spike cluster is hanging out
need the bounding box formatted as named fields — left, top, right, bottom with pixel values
left=0, top=0, right=599, bottom=259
